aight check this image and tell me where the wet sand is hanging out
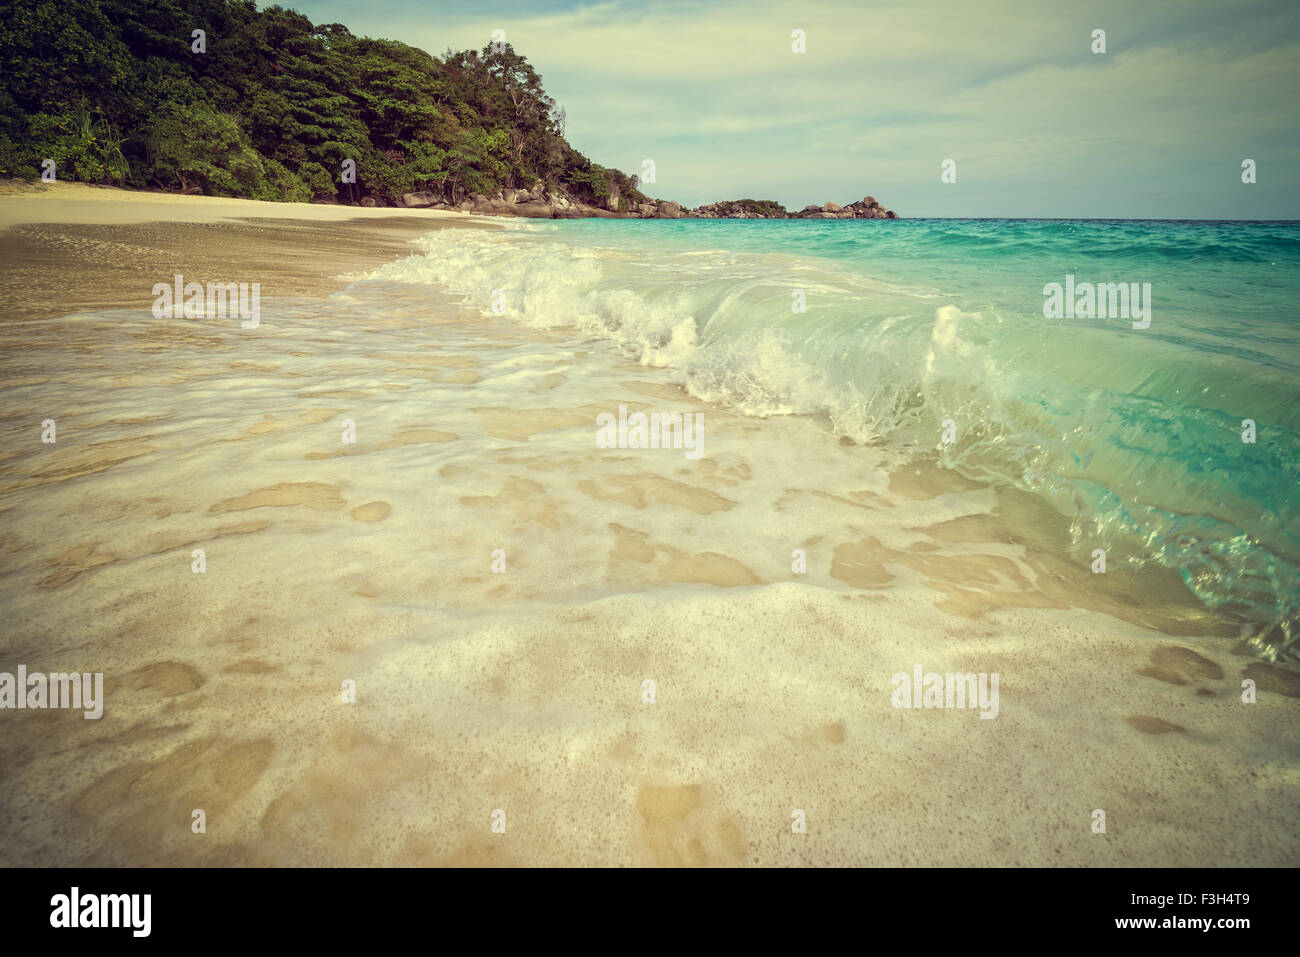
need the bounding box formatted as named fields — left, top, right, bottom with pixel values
left=0, top=181, right=495, bottom=323
left=0, top=184, right=1296, bottom=867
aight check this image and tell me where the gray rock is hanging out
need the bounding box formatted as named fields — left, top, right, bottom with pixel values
left=402, top=192, right=438, bottom=208
left=513, top=202, right=554, bottom=218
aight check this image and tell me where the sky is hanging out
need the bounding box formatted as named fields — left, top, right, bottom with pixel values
left=284, top=0, right=1300, bottom=218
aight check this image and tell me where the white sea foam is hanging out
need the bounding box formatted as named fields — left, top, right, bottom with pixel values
left=359, top=227, right=1300, bottom=647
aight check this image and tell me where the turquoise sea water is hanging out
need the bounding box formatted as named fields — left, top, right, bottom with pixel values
left=376, top=217, right=1300, bottom=656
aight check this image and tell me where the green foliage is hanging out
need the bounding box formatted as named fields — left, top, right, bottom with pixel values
left=295, top=161, right=336, bottom=198
left=0, top=0, right=651, bottom=208
left=565, top=163, right=610, bottom=203
left=146, top=102, right=266, bottom=195
left=23, top=104, right=129, bottom=183
left=733, top=199, right=789, bottom=217
left=0, top=135, right=25, bottom=178
left=261, top=157, right=312, bottom=202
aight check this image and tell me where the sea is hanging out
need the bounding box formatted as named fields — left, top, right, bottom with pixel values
left=367, top=217, right=1300, bottom=660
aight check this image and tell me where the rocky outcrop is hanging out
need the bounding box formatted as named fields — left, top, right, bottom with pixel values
left=512, top=201, right=554, bottom=218
left=839, top=195, right=897, bottom=219
left=401, top=191, right=439, bottom=208
left=689, top=199, right=788, bottom=219
left=690, top=195, right=898, bottom=220
left=416, top=186, right=897, bottom=222
left=436, top=179, right=688, bottom=220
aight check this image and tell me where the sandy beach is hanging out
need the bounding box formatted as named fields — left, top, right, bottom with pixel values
left=0, top=184, right=1296, bottom=867
left=0, top=182, right=493, bottom=323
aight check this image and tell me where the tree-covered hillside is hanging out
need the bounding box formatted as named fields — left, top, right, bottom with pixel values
left=0, top=0, right=651, bottom=209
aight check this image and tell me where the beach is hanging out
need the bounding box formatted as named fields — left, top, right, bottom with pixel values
left=0, top=184, right=1296, bottom=867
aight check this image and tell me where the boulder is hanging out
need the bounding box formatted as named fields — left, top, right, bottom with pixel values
left=513, top=202, right=554, bottom=219
left=657, top=201, right=683, bottom=219
left=401, top=192, right=438, bottom=207
left=823, top=201, right=843, bottom=212
left=802, top=204, right=822, bottom=213
left=862, top=196, right=877, bottom=207
left=359, top=197, right=377, bottom=208
left=501, top=188, right=522, bottom=205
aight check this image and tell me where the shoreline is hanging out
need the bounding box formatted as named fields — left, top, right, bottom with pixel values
left=0, top=179, right=901, bottom=223
left=0, top=186, right=1296, bottom=867
left=0, top=182, right=499, bottom=324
